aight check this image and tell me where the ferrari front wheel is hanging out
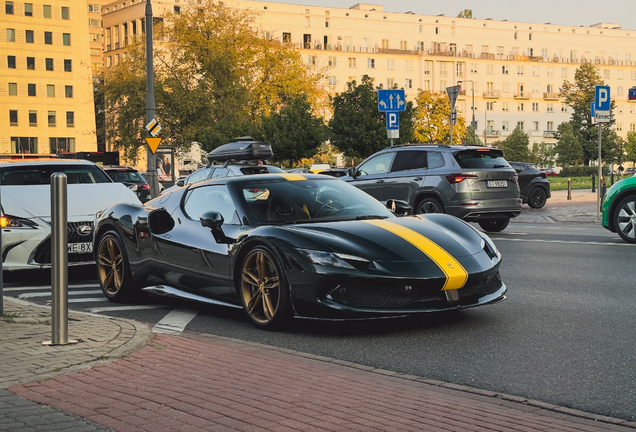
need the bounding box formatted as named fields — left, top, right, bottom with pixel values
left=96, top=231, right=139, bottom=302
left=239, top=246, right=291, bottom=329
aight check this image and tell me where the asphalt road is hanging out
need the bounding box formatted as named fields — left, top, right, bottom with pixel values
left=3, top=222, right=636, bottom=422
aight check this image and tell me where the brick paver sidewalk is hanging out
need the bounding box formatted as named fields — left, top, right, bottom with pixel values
left=9, top=332, right=636, bottom=432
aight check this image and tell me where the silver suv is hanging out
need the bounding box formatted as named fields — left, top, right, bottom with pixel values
left=341, top=145, right=522, bottom=232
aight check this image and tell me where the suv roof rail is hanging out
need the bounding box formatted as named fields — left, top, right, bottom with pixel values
left=388, top=143, right=451, bottom=149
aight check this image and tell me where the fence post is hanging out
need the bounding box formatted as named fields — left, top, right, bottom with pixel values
left=567, top=178, right=572, bottom=200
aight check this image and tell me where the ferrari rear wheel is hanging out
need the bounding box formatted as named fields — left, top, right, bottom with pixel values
left=96, top=231, right=138, bottom=302
left=240, top=246, right=291, bottom=329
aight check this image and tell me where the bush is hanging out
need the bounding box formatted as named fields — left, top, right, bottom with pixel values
left=559, top=166, right=610, bottom=177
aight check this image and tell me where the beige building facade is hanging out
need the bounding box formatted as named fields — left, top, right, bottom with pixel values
left=101, top=1, right=636, bottom=149
left=1, top=0, right=98, bottom=156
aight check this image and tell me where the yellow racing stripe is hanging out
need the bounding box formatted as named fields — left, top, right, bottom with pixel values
left=363, top=219, right=468, bottom=290
left=277, top=173, right=307, bottom=181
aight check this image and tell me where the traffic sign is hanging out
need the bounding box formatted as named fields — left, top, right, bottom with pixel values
left=145, top=137, right=162, bottom=153
left=446, top=85, right=461, bottom=108
left=629, top=87, right=636, bottom=101
left=145, top=118, right=161, bottom=137
left=595, top=111, right=611, bottom=123
left=595, top=86, right=611, bottom=111
left=378, top=89, right=406, bottom=112
left=386, top=112, right=399, bottom=130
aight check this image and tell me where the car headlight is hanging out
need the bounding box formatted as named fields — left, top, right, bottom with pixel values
left=0, top=214, right=39, bottom=229
left=297, top=249, right=370, bottom=270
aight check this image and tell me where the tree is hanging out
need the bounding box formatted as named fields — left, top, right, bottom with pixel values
left=555, top=122, right=583, bottom=166
left=498, top=127, right=530, bottom=162
left=559, top=63, right=615, bottom=164
left=529, top=142, right=556, bottom=168
left=457, top=9, right=473, bottom=18
left=93, top=73, right=106, bottom=152
left=625, top=131, right=636, bottom=167
left=103, top=0, right=327, bottom=162
left=604, top=131, right=625, bottom=167
left=329, top=75, right=414, bottom=160
left=260, top=95, right=327, bottom=166
left=462, top=126, right=483, bottom=146
left=412, top=90, right=466, bottom=144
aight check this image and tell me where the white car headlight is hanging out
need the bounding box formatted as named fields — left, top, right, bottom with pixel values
left=0, top=214, right=39, bottom=229
left=297, top=249, right=370, bottom=270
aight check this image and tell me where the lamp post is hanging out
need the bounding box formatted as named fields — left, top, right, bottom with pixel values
left=458, top=80, right=477, bottom=130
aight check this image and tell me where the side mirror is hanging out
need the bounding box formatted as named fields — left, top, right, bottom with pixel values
left=177, top=179, right=185, bottom=187
left=386, top=199, right=412, bottom=216
left=348, top=167, right=358, bottom=177
left=200, top=211, right=234, bottom=244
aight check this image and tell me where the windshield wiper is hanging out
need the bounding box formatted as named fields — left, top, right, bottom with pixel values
left=354, top=215, right=389, bottom=220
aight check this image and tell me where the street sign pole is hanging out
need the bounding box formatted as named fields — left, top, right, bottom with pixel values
left=594, top=85, right=611, bottom=217
left=145, top=0, right=160, bottom=198
left=598, top=123, right=602, bottom=217
left=446, top=85, right=460, bottom=146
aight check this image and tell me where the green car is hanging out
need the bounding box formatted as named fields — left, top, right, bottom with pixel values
left=602, top=175, right=636, bottom=243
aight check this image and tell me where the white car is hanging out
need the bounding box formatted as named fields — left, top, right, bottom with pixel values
left=0, top=159, right=140, bottom=271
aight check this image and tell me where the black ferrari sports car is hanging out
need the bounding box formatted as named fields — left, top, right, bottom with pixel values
left=94, top=173, right=506, bottom=329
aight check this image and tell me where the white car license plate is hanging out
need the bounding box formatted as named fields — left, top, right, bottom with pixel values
left=486, top=180, right=508, bottom=188
left=68, top=242, right=93, bottom=254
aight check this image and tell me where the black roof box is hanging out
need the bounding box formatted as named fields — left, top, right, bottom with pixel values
left=207, top=137, right=273, bottom=163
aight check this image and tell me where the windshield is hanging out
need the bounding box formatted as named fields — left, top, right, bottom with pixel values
left=107, top=170, right=145, bottom=183
left=0, top=164, right=112, bottom=185
left=234, top=177, right=394, bottom=225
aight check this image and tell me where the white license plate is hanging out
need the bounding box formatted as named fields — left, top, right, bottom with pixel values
left=486, top=180, right=508, bottom=188
left=68, top=242, right=93, bottom=254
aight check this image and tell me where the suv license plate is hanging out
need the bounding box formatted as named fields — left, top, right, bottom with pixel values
left=68, top=242, right=93, bottom=254
left=486, top=180, right=508, bottom=188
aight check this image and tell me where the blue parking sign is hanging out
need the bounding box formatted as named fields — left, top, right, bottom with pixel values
left=595, top=86, right=611, bottom=110
left=386, top=112, right=399, bottom=130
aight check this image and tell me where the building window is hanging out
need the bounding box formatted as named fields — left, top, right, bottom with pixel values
left=27, top=57, right=35, bottom=69
left=561, top=68, right=568, bottom=77
left=88, top=4, right=100, bottom=12
left=517, top=66, right=524, bottom=75
left=64, top=59, right=72, bottom=72
left=24, top=2, right=32, bottom=16
left=174, top=6, right=180, bottom=13
left=8, top=55, right=16, bottom=68
left=618, top=105, right=623, bottom=113
left=7, top=28, right=15, bottom=42
left=387, top=59, right=394, bottom=69
left=26, top=29, right=34, bottom=43
left=348, top=57, right=356, bottom=68
left=43, top=4, right=50, bottom=17
left=502, top=65, right=509, bottom=75
left=533, top=66, right=539, bottom=77
left=10, top=110, right=18, bottom=126
left=89, top=18, right=101, bottom=27
left=502, top=121, right=510, bottom=131
left=405, top=78, right=413, bottom=89
left=367, top=58, right=375, bottom=68
left=325, top=18, right=329, bottom=27
left=6, top=1, right=14, bottom=14
left=470, top=63, right=478, bottom=74
left=547, top=67, right=554, bottom=77
left=518, top=103, right=525, bottom=112
left=11, top=137, right=38, bottom=153
left=65, top=85, right=73, bottom=98
left=45, top=31, right=52, bottom=44
left=307, top=55, right=316, bottom=65
left=631, top=124, right=636, bottom=132
left=533, top=121, right=539, bottom=131
left=387, top=78, right=395, bottom=88
left=63, top=33, right=71, bottom=46
left=48, top=111, right=56, bottom=127
left=618, top=70, right=624, bottom=80
left=405, top=60, right=413, bottom=71
left=532, top=102, right=539, bottom=112
left=502, top=102, right=509, bottom=111
left=381, top=39, right=389, bottom=49
left=617, top=87, right=624, bottom=96
left=29, top=110, right=37, bottom=126
left=61, top=6, right=69, bottom=19
left=28, top=83, right=36, bottom=96
left=50, top=138, right=75, bottom=153
left=327, top=76, right=336, bottom=86
left=617, top=123, right=623, bottom=131
left=547, top=103, right=554, bottom=112
left=46, top=58, right=53, bottom=70
left=400, top=40, right=408, bottom=50
left=547, top=121, right=554, bottom=131
left=8, top=82, right=17, bottom=95
left=561, top=103, right=568, bottom=112
left=517, top=121, right=524, bottom=131
left=328, top=56, right=336, bottom=67
left=47, top=84, right=55, bottom=97
left=487, top=64, right=494, bottom=75
left=282, top=32, right=291, bottom=43
left=66, top=111, right=74, bottom=127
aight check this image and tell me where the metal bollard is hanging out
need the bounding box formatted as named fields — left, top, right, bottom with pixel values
left=43, top=173, right=77, bottom=346
left=567, top=178, right=572, bottom=200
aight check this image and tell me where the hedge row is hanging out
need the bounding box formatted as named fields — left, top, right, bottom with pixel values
left=558, top=166, right=610, bottom=177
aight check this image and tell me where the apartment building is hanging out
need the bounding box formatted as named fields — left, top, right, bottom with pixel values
left=100, top=1, right=636, bottom=148
left=1, top=0, right=98, bottom=156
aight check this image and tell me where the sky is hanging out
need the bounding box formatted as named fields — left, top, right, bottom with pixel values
left=269, top=0, right=636, bottom=31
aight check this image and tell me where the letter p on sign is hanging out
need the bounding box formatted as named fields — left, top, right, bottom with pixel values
left=595, top=86, right=611, bottom=111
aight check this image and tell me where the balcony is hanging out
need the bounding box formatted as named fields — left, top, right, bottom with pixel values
left=483, top=90, right=500, bottom=98
left=514, top=92, right=530, bottom=99
left=543, top=130, right=556, bottom=138
left=485, top=129, right=500, bottom=138
left=543, top=92, right=560, bottom=100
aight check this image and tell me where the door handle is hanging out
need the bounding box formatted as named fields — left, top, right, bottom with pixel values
left=413, top=177, right=423, bottom=181
left=375, top=180, right=384, bottom=184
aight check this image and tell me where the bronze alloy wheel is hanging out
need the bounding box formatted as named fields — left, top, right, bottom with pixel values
left=240, top=249, right=282, bottom=326
left=97, top=235, right=125, bottom=297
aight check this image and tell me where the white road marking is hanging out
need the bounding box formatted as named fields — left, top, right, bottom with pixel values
left=90, top=305, right=170, bottom=313
left=19, top=290, right=102, bottom=298
left=66, top=298, right=109, bottom=303
left=493, top=238, right=630, bottom=246
left=4, top=284, right=100, bottom=292
left=152, top=308, right=199, bottom=335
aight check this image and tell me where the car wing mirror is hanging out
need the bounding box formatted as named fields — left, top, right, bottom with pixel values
left=348, top=167, right=358, bottom=177
left=386, top=199, right=412, bottom=216
left=200, top=211, right=234, bottom=244
left=177, top=179, right=185, bottom=187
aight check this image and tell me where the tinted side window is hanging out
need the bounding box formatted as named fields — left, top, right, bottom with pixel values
left=183, top=185, right=238, bottom=224
left=358, top=152, right=395, bottom=176
left=390, top=150, right=427, bottom=172
left=186, top=168, right=213, bottom=185
left=454, top=150, right=510, bottom=169
left=212, top=168, right=229, bottom=178
left=427, top=152, right=445, bottom=169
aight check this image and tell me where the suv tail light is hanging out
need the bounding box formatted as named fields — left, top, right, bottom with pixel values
left=140, top=184, right=150, bottom=190
left=446, top=174, right=479, bottom=184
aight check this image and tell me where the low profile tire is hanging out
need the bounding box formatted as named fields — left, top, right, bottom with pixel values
left=478, top=218, right=510, bottom=232
left=528, top=187, right=548, bottom=209
left=416, top=197, right=444, bottom=214
left=239, top=246, right=292, bottom=329
left=96, top=231, right=139, bottom=302
left=613, top=196, right=636, bottom=244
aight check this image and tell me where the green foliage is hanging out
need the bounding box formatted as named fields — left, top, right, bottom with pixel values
left=498, top=127, right=530, bottom=161
left=312, top=142, right=338, bottom=166
left=529, top=142, right=556, bottom=168
left=260, top=95, right=327, bottom=166
left=559, top=63, right=614, bottom=164
left=559, top=166, right=609, bottom=177
left=93, top=74, right=106, bottom=152
left=329, top=75, right=414, bottom=159
left=412, top=90, right=466, bottom=144
left=604, top=131, right=625, bottom=166
left=461, top=126, right=483, bottom=146
left=625, top=132, right=636, bottom=166
left=555, top=122, right=583, bottom=166
left=457, top=9, right=473, bottom=18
